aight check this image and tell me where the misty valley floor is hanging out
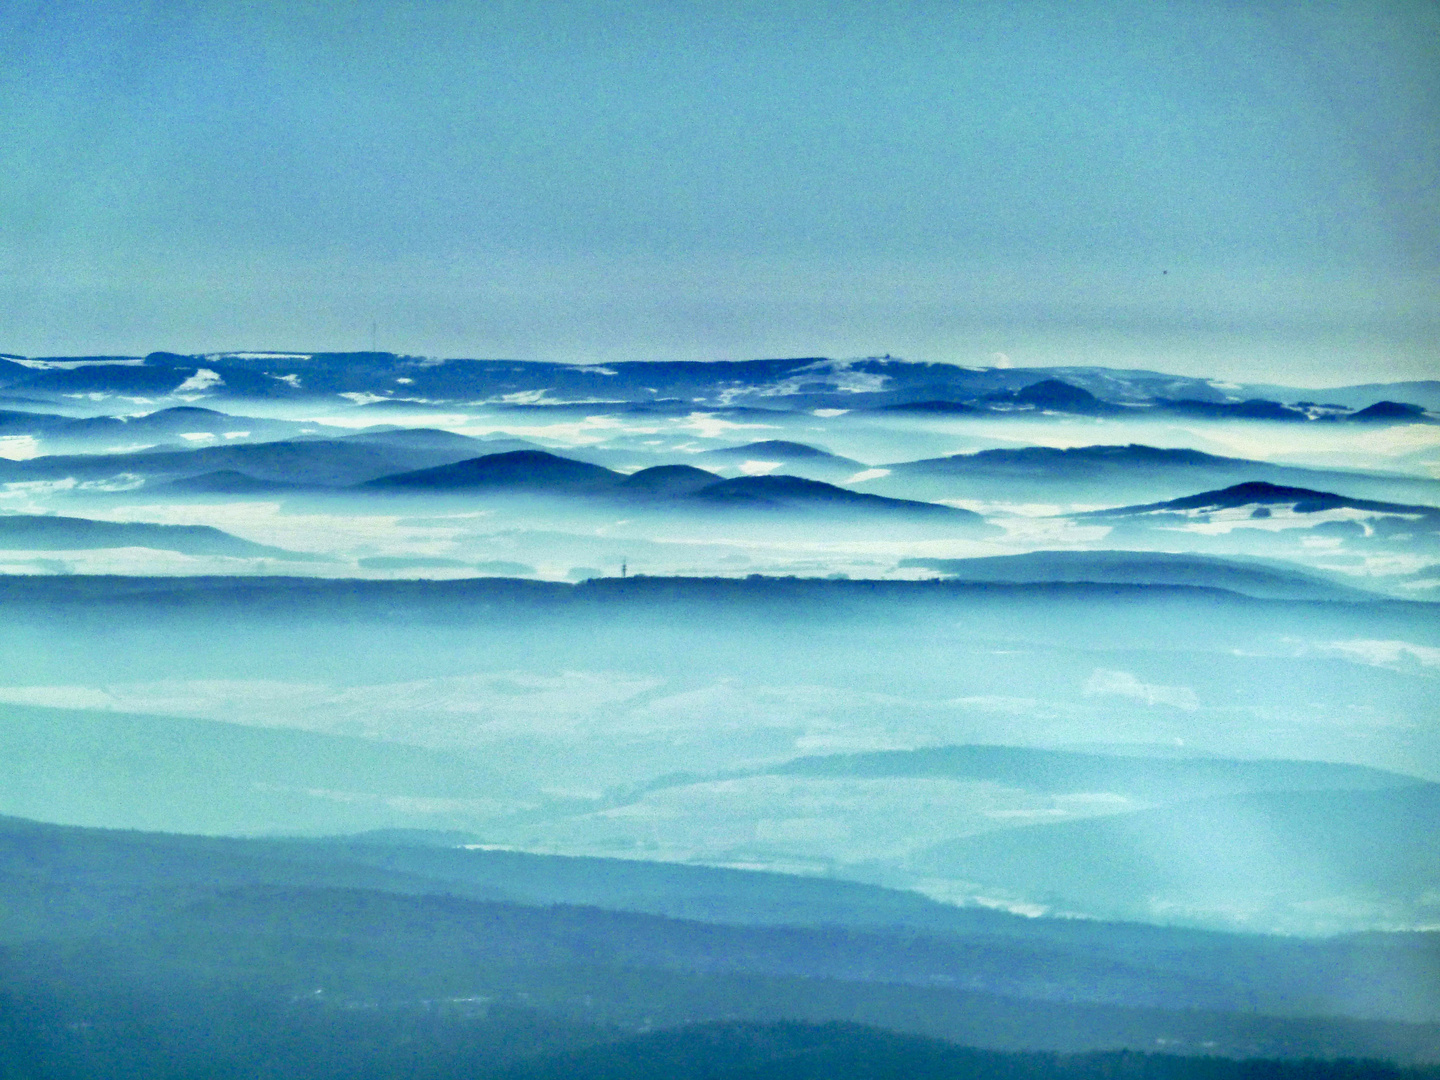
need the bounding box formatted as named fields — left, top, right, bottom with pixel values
left=1, top=354, right=1438, bottom=1075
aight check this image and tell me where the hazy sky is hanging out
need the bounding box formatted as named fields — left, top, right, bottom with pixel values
left=2, top=1, right=1437, bottom=385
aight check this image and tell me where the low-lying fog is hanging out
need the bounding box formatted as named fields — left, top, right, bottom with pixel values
left=2, top=374, right=1438, bottom=936
left=2, top=401, right=1437, bottom=596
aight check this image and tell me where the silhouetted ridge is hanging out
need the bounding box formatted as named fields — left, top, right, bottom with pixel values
left=5, top=813, right=1440, bottom=1065
left=620, top=464, right=721, bottom=494
left=693, top=475, right=979, bottom=518
left=1013, top=378, right=1117, bottom=413
left=1155, top=398, right=1310, bottom=422
left=894, top=444, right=1231, bottom=471
left=502, top=1020, right=1436, bottom=1080
left=1094, top=482, right=1439, bottom=516
left=363, top=449, right=622, bottom=492
left=1350, top=401, right=1428, bottom=422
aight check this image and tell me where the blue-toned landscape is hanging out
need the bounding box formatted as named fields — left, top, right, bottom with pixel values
left=4, top=2, right=1438, bottom=1076
left=1, top=352, right=1438, bottom=1077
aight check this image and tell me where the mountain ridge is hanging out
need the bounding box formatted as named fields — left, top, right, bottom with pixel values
left=3, top=352, right=1435, bottom=417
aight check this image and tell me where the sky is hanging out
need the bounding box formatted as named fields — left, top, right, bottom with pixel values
left=1, top=0, right=1437, bottom=386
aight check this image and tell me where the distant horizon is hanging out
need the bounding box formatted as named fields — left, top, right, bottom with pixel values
left=5, top=2, right=1435, bottom=388
left=3, top=347, right=1435, bottom=394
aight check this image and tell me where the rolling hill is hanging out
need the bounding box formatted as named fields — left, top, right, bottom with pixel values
left=362, top=449, right=625, bottom=493
left=0, top=513, right=317, bottom=559
left=361, top=449, right=984, bottom=520
left=690, top=474, right=981, bottom=519
left=0, top=437, right=491, bottom=487
left=864, top=445, right=1440, bottom=508
left=1086, top=482, right=1440, bottom=519
left=909, top=785, right=1440, bottom=932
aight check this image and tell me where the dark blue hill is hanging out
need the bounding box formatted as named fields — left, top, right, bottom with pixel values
left=620, top=464, right=722, bottom=495
left=5, top=813, right=1440, bottom=1050
left=0, top=407, right=71, bottom=433
left=892, top=444, right=1255, bottom=476
left=358, top=451, right=974, bottom=517
left=692, top=475, right=980, bottom=519
left=869, top=445, right=1440, bottom=509
left=502, top=1021, right=1434, bottom=1080
left=362, top=449, right=624, bottom=493
left=1154, top=399, right=1311, bottom=422
left=1011, top=378, right=1122, bottom=415
left=1091, top=482, right=1439, bottom=517
left=1349, top=401, right=1430, bottom=423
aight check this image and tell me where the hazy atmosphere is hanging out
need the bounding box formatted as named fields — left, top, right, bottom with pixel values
left=3, top=1, right=1438, bottom=381
left=2, top=4, right=1438, bottom=1079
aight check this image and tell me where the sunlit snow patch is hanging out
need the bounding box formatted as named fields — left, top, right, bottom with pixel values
left=846, top=468, right=890, bottom=483
left=173, top=368, right=223, bottom=396
left=207, top=352, right=312, bottom=361
left=0, top=436, right=40, bottom=461
left=738, top=459, right=782, bottom=475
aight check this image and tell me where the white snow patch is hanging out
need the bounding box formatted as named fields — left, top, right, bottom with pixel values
left=79, top=474, right=145, bottom=492
left=102, top=444, right=157, bottom=455
left=9, top=357, right=144, bottom=369
left=2, top=479, right=78, bottom=497
left=498, top=390, right=554, bottom=405
left=174, top=368, right=223, bottom=396
left=846, top=468, right=890, bottom=484
left=738, top=460, right=781, bottom=475
left=0, top=436, right=40, bottom=461
left=207, top=352, right=312, bottom=361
